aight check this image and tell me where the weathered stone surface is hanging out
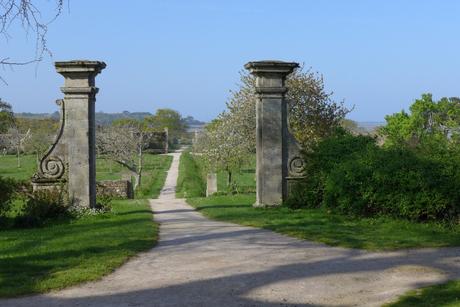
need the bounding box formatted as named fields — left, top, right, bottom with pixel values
left=206, top=173, right=217, bottom=197
left=245, top=60, right=299, bottom=207
left=31, top=99, right=67, bottom=192
left=56, top=60, right=106, bottom=208
left=97, top=180, right=133, bottom=199
left=32, top=60, right=105, bottom=208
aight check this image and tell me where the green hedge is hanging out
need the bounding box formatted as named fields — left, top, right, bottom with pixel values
left=287, top=129, right=460, bottom=222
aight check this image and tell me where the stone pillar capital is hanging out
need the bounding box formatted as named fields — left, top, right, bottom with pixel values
left=244, top=60, right=299, bottom=97
left=55, top=60, right=106, bottom=90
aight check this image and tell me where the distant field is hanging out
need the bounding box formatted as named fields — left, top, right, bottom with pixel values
left=0, top=154, right=126, bottom=181
left=0, top=154, right=172, bottom=199
left=0, top=155, right=37, bottom=181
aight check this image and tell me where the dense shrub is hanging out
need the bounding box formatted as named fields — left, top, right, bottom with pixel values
left=15, top=189, right=69, bottom=227
left=287, top=128, right=376, bottom=209
left=0, top=176, right=18, bottom=217
left=287, top=129, right=460, bottom=222
left=95, top=194, right=113, bottom=212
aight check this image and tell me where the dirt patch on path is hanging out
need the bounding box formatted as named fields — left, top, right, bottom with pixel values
left=3, top=152, right=460, bottom=306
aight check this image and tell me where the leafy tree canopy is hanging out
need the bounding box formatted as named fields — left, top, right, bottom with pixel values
left=144, top=108, right=187, bottom=137
left=380, top=94, right=460, bottom=151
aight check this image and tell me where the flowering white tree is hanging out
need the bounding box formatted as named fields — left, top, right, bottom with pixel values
left=195, top=113, right=252, bottom=186
left=195, top=66, right=350, bottom=186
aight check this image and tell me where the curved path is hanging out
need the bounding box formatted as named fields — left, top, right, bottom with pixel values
left=3, top=152, right=460, bottom=306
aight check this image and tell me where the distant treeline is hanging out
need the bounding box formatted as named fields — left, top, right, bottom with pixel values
left=15, top=111, right=206, bottom=127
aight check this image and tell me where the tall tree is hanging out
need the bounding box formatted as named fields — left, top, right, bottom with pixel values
left=145, top=108, right=187, bottom=141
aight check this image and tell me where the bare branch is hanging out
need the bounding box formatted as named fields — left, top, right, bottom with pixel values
left=0, top=0, right=64, bottom=81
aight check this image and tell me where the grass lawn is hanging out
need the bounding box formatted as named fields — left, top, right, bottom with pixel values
left=176, top=151, right=206, bottom=198
left=0, top=153, right=172, bottom=297
left=187, top=194, right=460, bottom=250
left=0, top=154, right=37, bottom=180
left=136, top=154, right=173, bottom=199
left=180, top=152, right=460, bottom=250
left=0, top=199, right=157, bottom=297
left=96, top=157, right=126, bottom=181
left=386, top=280, right=460, bottom=306
left=216, top=156, right=256, bottom=193
left=0, top=153, right=172, bottom=199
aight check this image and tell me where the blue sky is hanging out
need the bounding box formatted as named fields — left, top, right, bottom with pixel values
left=1, top=0, right=459, bottom=122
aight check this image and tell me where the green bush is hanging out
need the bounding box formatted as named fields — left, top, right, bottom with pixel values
left=0, top=176, right=18, bottom=217
left=95, top=194, right=113, bottom=212
left=15, top=189, right=69, bottom=228
left=287, top=128, right=376, bottom=209
left=287, top=129, right=460, bottom=222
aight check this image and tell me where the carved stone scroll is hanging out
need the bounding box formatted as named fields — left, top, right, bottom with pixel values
left=32, top=99, right=67, bottom=188
left=32, top=60, right=106, bottom=208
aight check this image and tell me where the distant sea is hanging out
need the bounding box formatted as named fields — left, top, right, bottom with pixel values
left=357, top=121, right=385, bottom=132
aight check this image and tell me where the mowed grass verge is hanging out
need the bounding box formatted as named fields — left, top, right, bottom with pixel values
left=0, top=153, right=172, bottom=297
left=0, top=199, right=157, bottom=297
left=187, top=195, right=460, bottom=251
left=385, top=280, right=460, bottom=306
left=176, top=151, right=206, bottom=198
left=136, top=154, right=173, bottom=199
left=180, top=153, right=460, bottom=250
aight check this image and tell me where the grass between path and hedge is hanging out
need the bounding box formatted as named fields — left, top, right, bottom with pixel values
left=385, top=280, right=460, bottom=306
left=176, top=151, right=206, bottom=198
left=0, top=199, right=157, bottom=297
left=179, top=151, right=460, bottom=304
left=136, top=154, right=173, bottom=199
left=179, top=152, right=460, bottom=251
left=187, top=195, right=460, bottom=251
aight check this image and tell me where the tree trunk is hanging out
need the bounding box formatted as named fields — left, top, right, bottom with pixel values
left=227, top=170, right=232, bottom=187
left=137, top=146, right=143, bottom=188
left=16, top=145, right=21, bottom=168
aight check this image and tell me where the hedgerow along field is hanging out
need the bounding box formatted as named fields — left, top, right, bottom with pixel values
left=179, top=151, right=460, bottom=251
left=0, top=153, right=172, bottom=297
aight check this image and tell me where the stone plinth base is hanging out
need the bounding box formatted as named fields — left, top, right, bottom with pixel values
left=206, top=173, right=217, bottom=197
left=32, top=179, right=65, bottom=194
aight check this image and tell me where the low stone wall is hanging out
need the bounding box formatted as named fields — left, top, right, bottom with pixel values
left=96, top=180, right=133, bottom=199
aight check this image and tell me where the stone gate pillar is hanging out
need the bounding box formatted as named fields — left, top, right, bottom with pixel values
left=245, top=60, right=299, bottom=207
left=55, top=60, right=106, bottom=207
